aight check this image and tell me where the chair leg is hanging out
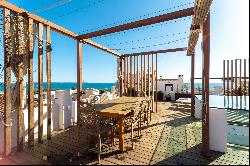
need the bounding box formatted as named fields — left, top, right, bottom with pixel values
left=98, top=133, right=101, bottom=164
left=137, top=120, right=140, bottom=136
left=138, top=114, right=142, bottom=137
left=111, top=123, right=115, bottom=147
left=131, top=121, right=134, bottom=150
left=149, top=108, right=151, bottom=123
left=77, top=126, right=80, bottom=157
left=150, top=103, right=152, bottom=122
left=146, top=109, right=149, bottom=126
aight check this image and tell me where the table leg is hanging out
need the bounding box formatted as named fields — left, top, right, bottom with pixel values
left=119, top=117, right=125, bottom=152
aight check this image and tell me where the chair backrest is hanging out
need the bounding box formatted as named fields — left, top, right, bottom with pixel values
left=137, top=91, right=147, bottom=97
left=100, top=93, right=109, bottom=103
left=140, top=99, right=147, bottom=110
left=145, top=97, right=152, bottom=110
left=88, top=95, right=99, bottom=104
left=132, top=101, right=143, bottom=118
left=78, top=102, right=98, bottom=129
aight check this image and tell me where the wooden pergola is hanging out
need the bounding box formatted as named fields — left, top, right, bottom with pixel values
left=223, top=59, right=249, bottom=96
left=1, top=0, right=213, bottom=157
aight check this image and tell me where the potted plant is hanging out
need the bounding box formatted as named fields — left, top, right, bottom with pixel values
left=165, top=93, right=171, bottom=101
left=157, top=91, right=163, bottom=101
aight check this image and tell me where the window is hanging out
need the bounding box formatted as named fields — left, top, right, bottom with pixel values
left=165, top=84, right=173, bottom=91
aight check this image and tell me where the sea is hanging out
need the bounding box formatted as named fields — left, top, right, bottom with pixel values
left=0, top=82, right=223, bottom=93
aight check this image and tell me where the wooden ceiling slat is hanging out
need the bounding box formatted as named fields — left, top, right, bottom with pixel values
left=187, top=0, right=213, bottom=56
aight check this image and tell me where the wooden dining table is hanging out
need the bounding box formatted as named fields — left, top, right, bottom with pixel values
left=94, top=97, right=142, bottom=152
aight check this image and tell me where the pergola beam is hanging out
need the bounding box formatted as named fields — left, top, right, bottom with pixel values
left=0, top=0, right=121, bottom=57
left=78, top=8, right=194, bottom=39
left=83, top=39, right=121, bottom=56
left=122, top=47, right=187, bottom=57
left=187, top=0, right=213, bottom=56
left=0, top=0, right=77, bottom=38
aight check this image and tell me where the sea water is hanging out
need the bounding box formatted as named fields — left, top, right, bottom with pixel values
left=0, top=82, right=223, bottom=93
left=0, top=82, right=117, bottom=92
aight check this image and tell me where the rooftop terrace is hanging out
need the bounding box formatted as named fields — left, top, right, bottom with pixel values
left=1, top=102, right=247, bottom=165
left=0, top=0, right=249, bottom=164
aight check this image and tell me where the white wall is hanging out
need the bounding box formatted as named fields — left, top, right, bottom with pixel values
left=156, top=75, right=184, bottom=101
left=0, top=89, right=120, bottom=154
left=0, top=90, right=76, bottom=154
left=209, top=108, right=227, bottom=153
left=0, top=105, right=58, bottom=154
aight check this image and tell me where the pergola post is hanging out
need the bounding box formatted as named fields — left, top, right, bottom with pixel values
left=231, top=60, right=234, bottom=95
left=191, top=52, right=195, bottom=117
left=17, top=67, right=24, bottom=151
left=240, top=59, right=242, bottom=92
left=134, top=56, right=136, bottom=96
left=119, top=57, right=123, bottom=97
left=244, top=59, right=246, bottom=95
left=28, top=17, right=35, bottom=147
left=227, top=60, right=229, bottom=96
left=148, top=54, right=150, bottom=97
left=77, top=41, right=83, bottom=124
left=136, top=56, right=139, bottom=95
left=141, top=55, right=143, bottom=92
left=3, top=8, right=12, bottom=156
left=46, top=26, right=52, bottom=140
left=202, top=12, right=210, bottom=155
left=123, top=58, right=126, bottom=96
left=223, top=60, right=225, bottom=95
left=235, top=59, right=238, bottom=92
left=38, top=22, right=43, bottom=143
left=156, top=54, right=158, bottom=113
left=151, top=54, right=154, bottom=113
left=126, top=57, right=129, bottom=96
left=144, top=55, right=146, bottom=94
left=129, top=56, right=133, bottom=97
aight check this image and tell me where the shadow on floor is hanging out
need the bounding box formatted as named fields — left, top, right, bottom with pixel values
left=24, top=126, right=118, bottom=165
left=152, top=144, right=225, bottom=165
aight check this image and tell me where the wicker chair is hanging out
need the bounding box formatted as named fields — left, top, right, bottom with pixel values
left=129, top=101, right=143, bottom=149
left=137, top=91, right=147, bottom=97
left=76, top=102, right=113, bottom=164
left=122, top=100, right=143, bottom=150
left=100, top=93, right=109, bottom=103
left=142, top=97, right=153, bottom=125
left=88, top=95, right=99, bottom=104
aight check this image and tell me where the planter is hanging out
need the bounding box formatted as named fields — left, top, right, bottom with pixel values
left=165, top=96, right=171, bottom=101
left=157, top=91, right=163, bottom=101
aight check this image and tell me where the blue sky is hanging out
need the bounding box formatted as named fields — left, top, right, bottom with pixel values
left=0, top=0, right=249, bottom=83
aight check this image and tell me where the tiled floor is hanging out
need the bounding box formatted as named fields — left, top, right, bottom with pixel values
left=19, top=101, right=249, bottom=165
left=0, top=152, right=50, bottom=165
